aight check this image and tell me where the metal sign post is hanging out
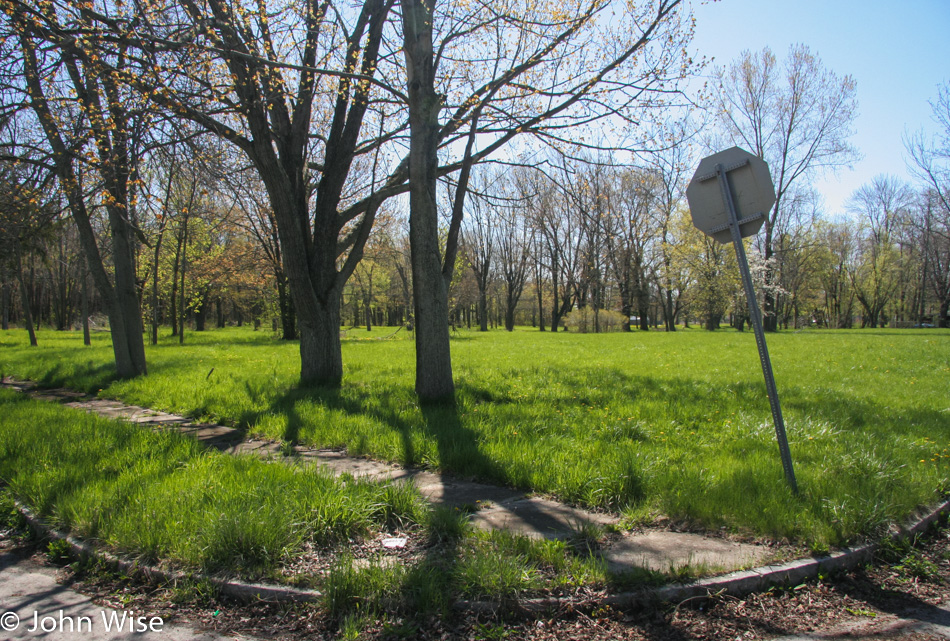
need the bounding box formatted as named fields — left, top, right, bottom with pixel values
left=686, top=148, right=798, bottom=494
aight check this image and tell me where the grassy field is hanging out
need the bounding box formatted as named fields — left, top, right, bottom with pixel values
left=2, top=325, right=948, bottom=548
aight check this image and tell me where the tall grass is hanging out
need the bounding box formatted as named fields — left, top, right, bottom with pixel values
left=0, top=388, right=425, bottom=577
left=2, top=326, right=948, bottom=546
left=0, top=388, right=621, bottom=615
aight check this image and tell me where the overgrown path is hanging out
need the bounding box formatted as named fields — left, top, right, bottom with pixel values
left=1, top=377, right=767, bottom=575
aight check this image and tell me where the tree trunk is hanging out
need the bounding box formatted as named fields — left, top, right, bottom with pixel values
left=178, top=212, right=189, bottom=344
left=107, top=205, right=149, bottom=377
left=151, top=223, right=164, bottom=345
left=170, top=229, right=182, bottom=337
left=477, top=284, right=488, bottom=331
left=81, top=259, right=91, bottom=346
left=14, top=248, right=37, bottom=347
left=619, top=285, right=632, bottom=332
left=195, top=292, right=207, bottom=331
left=1, top=277, right=10, bottom=331
left=276, top=270, right=297, bottom=340
left=536, top=276, right=545, bottom=332
left=664, top=288, right=676, bottom=331
left=403, top=0, right=454, bottom=401
left=296, top=291, right=343, bottom=386
left=504, top=293, right=516, bottom=331
left=637, top=276, right=650, bottom=331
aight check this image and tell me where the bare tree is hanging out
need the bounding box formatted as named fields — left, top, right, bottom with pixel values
left=645, top=138, right=692, bottom=331
left=906, top=82, right=950, bottom=327
left=847, top=175, right=915, bottom=328
left=496, top=184, right=532, bottom=332
left=530, top=168, right=585, bottom=332
left=459, top=183, right=495, bottom=332
left=713, top=44, right=859, bottom=331
left=605, top=166, right=660, bottom=331
left=2, top=9, right=149, bottom=376
left=399, top=0, right=695, bottom=396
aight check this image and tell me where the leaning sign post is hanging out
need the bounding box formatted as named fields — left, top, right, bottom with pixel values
left=685, top=147, right=798, bottom=493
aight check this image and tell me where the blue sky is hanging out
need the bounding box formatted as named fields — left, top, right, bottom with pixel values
left=688, top=0, right=950, bottom=214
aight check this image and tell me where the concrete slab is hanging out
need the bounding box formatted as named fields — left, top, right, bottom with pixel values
left=293, top=449, right=407, bottom=479
left=470, top=498, right=616, bottom=540
left=0, top=552, right=251, bottom=640
left=602, top=531, right=769, bottom=573
left=407, top=473, right=525, bottom=507
left=226, top=441, right=283, bottom=457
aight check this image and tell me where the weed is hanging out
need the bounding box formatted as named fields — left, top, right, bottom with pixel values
left=0, top=490, right=24, bottom=531
left=875, top=535, right=912, bottom=563
left=322, top=555, right=402, bottom=620
left=380, top=617, right=420, bottom=639
left=809, top=541, right=830, bottom=556
left=338, top=613, right=369, bottom=640
left=168, top=577, right=220, bottom=605
left=897, top=552, right=941, bottom=581
left=567, top=520, right=604, bottom=556
left=426, top=505, right=470, bottom=543
left=46, top=538, right=72, bottom=563
left=473, top=621, right=511, bottom=640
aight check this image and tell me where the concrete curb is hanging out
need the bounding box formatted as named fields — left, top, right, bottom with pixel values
left=14, top=498, right=949, bottom=612
left=15, top=502, right=322, bottom=604
left=466, top=498, right=950, bottom=614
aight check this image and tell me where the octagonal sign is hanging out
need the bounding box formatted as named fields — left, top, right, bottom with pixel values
left=685, top=147, right=775, bottom=244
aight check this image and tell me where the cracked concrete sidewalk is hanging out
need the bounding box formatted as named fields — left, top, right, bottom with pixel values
left=1, top=378, right=770, bottom=576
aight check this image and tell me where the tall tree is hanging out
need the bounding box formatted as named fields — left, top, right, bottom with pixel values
left=398, top=0, right=694, bottom=396
left=18, top=0, right=695, bottom=399
left=460, top=183, right=495, bottom=333
left=713, top=44, right=859, bottom=331
left=401, top=0, right=452, bottom=399
left=906, top=82, right=950, bottom=327
left=41, top=0, right=400, bottom=386
left=646, top=138, right=692, bottom=331
left=2, top=8, right=149, bottom=376
left=847, top=175, right=914, bottom=328
left=495, top=196, right=531, bottom=332
left=0, top=163, right=58, bottom=346
left=607, top=166, right=659, bottom=331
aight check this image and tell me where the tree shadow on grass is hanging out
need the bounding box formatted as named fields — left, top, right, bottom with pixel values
left=237, top=384, right=504, bottom=486
left=34, top=360, right=118, bottom=394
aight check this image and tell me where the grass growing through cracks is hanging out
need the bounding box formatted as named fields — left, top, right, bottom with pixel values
left=2, top=325, right=948, bottom=548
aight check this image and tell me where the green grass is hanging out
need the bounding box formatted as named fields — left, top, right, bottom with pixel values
left=0, top=388, right=426, bottom=577
left=2, top=325, right=949, bottom=547
left=0, top=387, right=622, bottom=616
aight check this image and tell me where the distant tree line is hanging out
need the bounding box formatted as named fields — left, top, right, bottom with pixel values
left=0, top=0, right=947, bottom=402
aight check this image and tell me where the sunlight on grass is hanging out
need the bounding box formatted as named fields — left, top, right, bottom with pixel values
left=0, top=388, right=626, bottom=613
left=2, top=325, right=948, bottom=547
